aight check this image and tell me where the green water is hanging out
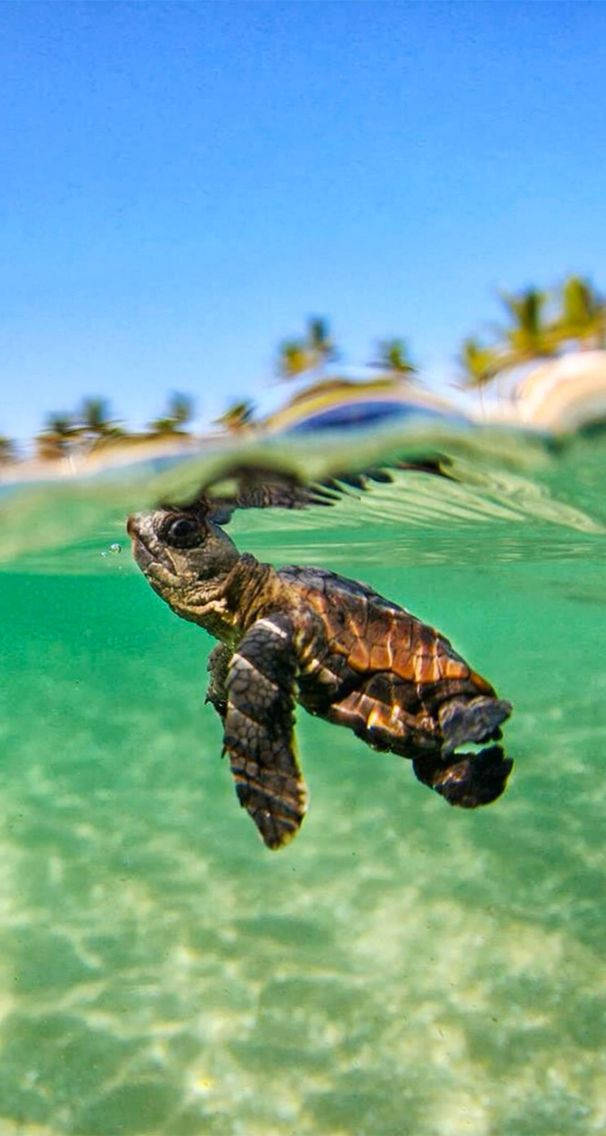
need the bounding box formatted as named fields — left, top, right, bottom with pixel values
left=1, top=432, right=606, bottom=1135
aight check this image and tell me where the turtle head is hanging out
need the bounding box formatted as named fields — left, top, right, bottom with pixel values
left=127, top=507, right=240, bottom=621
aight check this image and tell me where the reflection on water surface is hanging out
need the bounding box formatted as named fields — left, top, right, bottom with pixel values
left=1, top=422, right=605, bottom=1135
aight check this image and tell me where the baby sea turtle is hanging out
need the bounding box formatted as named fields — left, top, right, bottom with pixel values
left=127, top=502, right=512, bottom=849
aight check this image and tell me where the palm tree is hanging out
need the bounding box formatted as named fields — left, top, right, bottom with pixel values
left=555, top=275, right=605, bottom=348
left=277, top=317, right=336, bottom=380
left=370, top=338, right=417, bottom=377
left=79, top=397, right=112, bottom=434
left=461, top=286, right=556, bottom=389
left=0, top=435, right=16, bottom=464
left=77, top=396, right=128, bottom=445
left=459, top=337, right=500, bottom=388
left=307, top=316, right=335, bottom=372
left=46, top=412, right=74, bottom=437
left=36, top=412, right=77, bottom=460
left=277, top=338, right=311, bottom=379
left=167, top=391, right=194, bottom=428
left=214, top=400, right=255, bottom=433
left=149, top=392, right=195, bottom=435
left=498, top=287, right=556, bottom=361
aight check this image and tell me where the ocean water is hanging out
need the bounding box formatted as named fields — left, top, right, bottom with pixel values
left=1, top=427, right=605, bottom=1136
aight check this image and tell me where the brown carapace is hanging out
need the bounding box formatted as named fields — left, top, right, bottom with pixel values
left=128, top=503, right=512, bottom=849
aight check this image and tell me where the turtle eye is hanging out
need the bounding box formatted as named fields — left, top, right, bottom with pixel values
left=164, top=516, right=202, bottom=548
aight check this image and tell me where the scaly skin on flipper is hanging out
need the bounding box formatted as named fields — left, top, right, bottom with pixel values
left=206, top=643, right=231, bottom=720
left=206, top=620, right=308, bottom=846
left=412, top=745, right=512, bottom=808
left=224, top=614, right=307, bottom=849
left=128, top=507, right=513, bottom=849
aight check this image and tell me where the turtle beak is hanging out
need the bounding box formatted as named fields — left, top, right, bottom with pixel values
left=127, top=511, right=183, bottom=581
left=126, top=514, right=141, bottom=539
left=126, top=513, right=154, bottom=571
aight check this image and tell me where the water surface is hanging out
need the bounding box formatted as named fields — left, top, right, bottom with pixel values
left=1, top=427, right=605, bottom=1135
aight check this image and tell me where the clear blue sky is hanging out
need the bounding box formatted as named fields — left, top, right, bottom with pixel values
left=2, top=1, right=606, bottom=442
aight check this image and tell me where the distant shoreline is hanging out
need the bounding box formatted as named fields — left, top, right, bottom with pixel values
left=0, top=432, right=230, bottom=486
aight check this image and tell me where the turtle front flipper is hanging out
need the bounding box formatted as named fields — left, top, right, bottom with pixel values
left=206, top=643, right=232, bottom=721
left=223, top=615, right=307, bottom=849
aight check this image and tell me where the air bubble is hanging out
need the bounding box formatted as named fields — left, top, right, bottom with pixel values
left=101, top=542, right=122, bottom=558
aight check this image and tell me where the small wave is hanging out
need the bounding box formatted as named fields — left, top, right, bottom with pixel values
left=1, top=421, right=605, bottom=573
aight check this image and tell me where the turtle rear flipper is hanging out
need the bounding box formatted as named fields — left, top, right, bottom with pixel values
left=223, top=615, right=308, bottom=849
left=439, top=695, right=512, bottom=755
left=413, top=745, right=513, bottom=808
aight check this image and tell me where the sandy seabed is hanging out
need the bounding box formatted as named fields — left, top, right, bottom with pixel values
left=1, top=558, right=604, bottom=1135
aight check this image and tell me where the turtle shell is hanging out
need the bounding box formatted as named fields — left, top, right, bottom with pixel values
left=282, top=563, right=490, bottom=687
left=278, top=564, right=501, bottom=758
